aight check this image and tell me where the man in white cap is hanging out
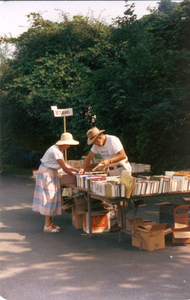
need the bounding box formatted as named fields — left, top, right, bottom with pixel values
left=79, top=127, right=131, bottom=232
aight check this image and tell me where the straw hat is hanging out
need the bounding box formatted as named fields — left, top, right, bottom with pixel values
left=56, top=132, right=79, bottom=145
left=87, top=127, right=105, bottom=145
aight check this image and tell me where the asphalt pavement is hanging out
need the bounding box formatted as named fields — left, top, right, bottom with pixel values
left=0, top=172, right=190, bottom=300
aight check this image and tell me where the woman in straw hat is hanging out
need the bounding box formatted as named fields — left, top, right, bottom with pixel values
left=33, top=132, right=79, bottom=233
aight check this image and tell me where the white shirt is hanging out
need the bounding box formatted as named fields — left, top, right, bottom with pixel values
left=41, top=145, right=63, bottom=169
left=91, top=134, right=131, bottom=172
left=91, top=134, right=128, bottom=161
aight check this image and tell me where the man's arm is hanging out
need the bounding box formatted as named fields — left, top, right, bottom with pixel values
left=79, top=151, right=95, bottom=174
left=99, top=149, right=127, bottom=168
left=109, top=149, right=127, bottom=164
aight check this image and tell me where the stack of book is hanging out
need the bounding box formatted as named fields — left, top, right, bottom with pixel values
left=131, top=163, right=151, bottom=173
left=75, top=171, right=137, bottom=198
left=75, top=173, right=127, bottom=198
left=74, top=171, right=190, bottom=199
left=67, top=159, right=151, bottom=173
left=131, top=172, right=190, bottom=196
left=75, top=172, right=107, bottom=189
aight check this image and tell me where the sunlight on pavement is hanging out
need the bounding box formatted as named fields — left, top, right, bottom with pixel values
left=0, top=204, right=32, bottom=211
left=52, top=285, right=98, bottom=295
left=0, top=266, right=29, bottom=280
left=119, top=283, right=143, bottom=288
left=0, top=233, right=31, bottom=256
left=59, top=252, right=99, bottom=261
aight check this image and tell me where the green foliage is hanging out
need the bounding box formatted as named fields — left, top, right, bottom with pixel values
left=157, top=0, right=179, bottom=14
left=1, top=1, right=190, bottom=173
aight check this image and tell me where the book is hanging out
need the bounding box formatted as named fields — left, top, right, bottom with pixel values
left=120, top=171, right=136, bottom=198
left=172, top=174, right=186, bottom=191
left=151, top=176, right=165, bottom=194
left=95, top=180, right=107, bottom=196
left=85, top=175, right=107, bottom=189
left=105, top=182, right=116, bottom=198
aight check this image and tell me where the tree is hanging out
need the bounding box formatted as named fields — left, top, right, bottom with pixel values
left=0, top=13, right=111, bottom=165
left=157, top=0, right=179, bottom=14
left=1, top=1, right=190, bottom=173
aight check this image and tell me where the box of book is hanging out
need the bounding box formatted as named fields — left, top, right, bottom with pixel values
left=132, top=223, right=167, bottom=251
left=72, top=205, right=83, bottom=229
left=159, top=204, right=189, bottom=228
left=128, top=218, right=155, bottom=230
left=67, top=160, right=82, bottom=168
left=60, top=173, right=75, bottom=185
left=74, top=196, right=105, bottom=214
left=171, top=226, right=190, bottom=244
left=83, top=210, right=110, bottom=233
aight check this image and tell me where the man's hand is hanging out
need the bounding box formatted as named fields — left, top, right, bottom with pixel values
left=92, top=160, right=110, bottom=171
left=102, top=159, right=111, bottom=167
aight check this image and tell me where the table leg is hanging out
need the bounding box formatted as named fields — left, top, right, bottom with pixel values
left=132, top=200, right=142, bottom=250
left=133, top=201, right=137, bottom=234
left=88, top=193, right=92, bottom=238
left=119, top=201, right=126, bottom=231
left=119, top=200, right=142, bottom=250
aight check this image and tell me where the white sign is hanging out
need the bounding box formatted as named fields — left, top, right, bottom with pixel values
left=53, top=108, right=73, bottom=117
left=51, top=105, right=57, bottom=111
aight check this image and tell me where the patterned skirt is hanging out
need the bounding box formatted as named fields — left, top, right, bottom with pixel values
left=33, top=164, right=62, bottom=216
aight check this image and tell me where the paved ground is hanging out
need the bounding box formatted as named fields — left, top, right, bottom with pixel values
left=0, top=172, right=190, bottom=300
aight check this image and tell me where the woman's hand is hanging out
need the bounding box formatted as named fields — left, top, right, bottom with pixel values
left=79, top=168, right=85, bottom=174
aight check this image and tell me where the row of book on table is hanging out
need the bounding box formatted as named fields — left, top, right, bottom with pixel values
left=67, top=160, right=151, bottom=173
left=32, top=161, right=151, bottom=179
left=74, top=170, right=190, bottom=198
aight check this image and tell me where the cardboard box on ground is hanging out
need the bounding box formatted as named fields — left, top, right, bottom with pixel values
left=74, top=195, right=112, bottom=214
left=72, top=195, right=114, bottom=232
left=83, top=210, right=111, bottom=233
left=72, top=205, right=83, bottom=229
left=128, top=218, right=167, bottom=251
left=171, top=226, right=190, bottom=244
left=159, top=203, right=190, bottom=228
left=159, top=203, right=190, bottom=244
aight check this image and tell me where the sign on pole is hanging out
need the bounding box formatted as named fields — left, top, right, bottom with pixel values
left=53, top=108, right=73, bottom=118
left=51, top=106, right=73, bottom=161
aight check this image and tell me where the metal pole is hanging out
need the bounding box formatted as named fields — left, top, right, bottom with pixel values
left=88, top=193, right=92, bottom=238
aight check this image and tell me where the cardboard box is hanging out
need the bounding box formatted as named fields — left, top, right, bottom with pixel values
left=72, top=205, right=83, bottom=229
left=60, top=173, right=75, bottom=185
left=67, top=160, right=82, bottom=168
left=132, top=223, right=167, bottom=251
left=74, top=196, right=106, bottom=214
left=83, top=210, right=110, bottom=233
left=172, top=226, right=190, bottom=244
left=74, top=196, right=87, bottom=214
left=128, top=218, right=156, bottom=230
left=159, top=204, right=189, bottom=228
